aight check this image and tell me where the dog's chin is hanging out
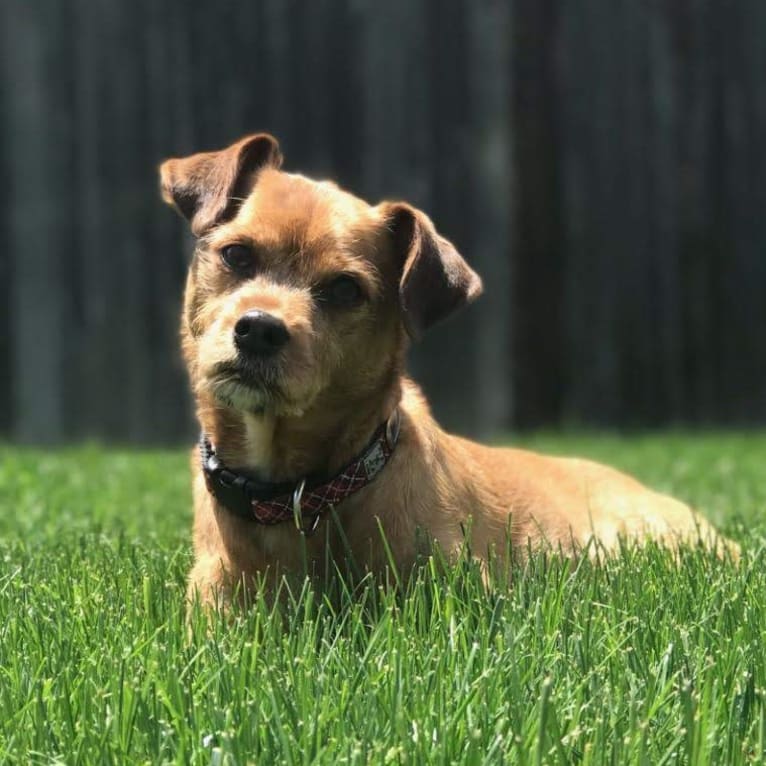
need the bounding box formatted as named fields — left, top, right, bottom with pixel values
left=204, top=369, right=312, bottom=417
left=210, top=378, right=271, bottom=413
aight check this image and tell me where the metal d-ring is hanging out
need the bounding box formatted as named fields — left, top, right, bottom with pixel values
left=386, top=408, right=401, bottom=448
left=292, top=478, right=307, bottom=531
left=292, top=478, right=321, bottom=536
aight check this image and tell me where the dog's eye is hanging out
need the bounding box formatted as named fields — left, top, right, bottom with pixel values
left=221, top=244, right=255, bottom=275
left=317, top=275, right=364, bottom=307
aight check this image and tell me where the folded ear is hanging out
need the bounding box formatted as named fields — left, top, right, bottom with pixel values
left=159, top=133, right=282, bottom=236
left=382, top=202, right=483, bottom=339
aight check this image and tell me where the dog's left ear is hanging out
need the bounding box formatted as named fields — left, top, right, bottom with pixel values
left=382, top=202, right=483, bottom=339
left=159, top=133, right=282, bottom=236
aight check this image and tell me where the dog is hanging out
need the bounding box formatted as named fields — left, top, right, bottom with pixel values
left=160, top=133, right=734, bottom=607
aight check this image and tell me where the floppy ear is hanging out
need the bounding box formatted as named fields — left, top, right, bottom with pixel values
left=159, top=133, right=282, bottom=236
left=382, top=202, right=483, bottom=338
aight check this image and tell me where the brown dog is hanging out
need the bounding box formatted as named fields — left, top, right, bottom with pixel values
left=160, top=133, right=732, bottom=606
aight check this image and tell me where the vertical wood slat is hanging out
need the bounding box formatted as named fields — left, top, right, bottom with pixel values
left=677, top=0, right=717, bottom=422
left=2, top=2, right=69, bottom=442
left=467, top=0, right=513, bottom=435
left=142, top=0, right=193, bottom=442
left=718, top=0, right=766, bottom=422
left=511, top=0, right=564, bottom=428
left=70, top=0, right=107, bottom=440
left=414, top=0, right=478, bottom=433
left=649, top=2, right=684, bottom=422
left=558, top=0, right=606, bottom=423
left=0, top=2, right=12, bottom=432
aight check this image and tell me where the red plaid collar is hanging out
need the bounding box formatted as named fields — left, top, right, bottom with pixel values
left=200, top=410, right=400, bottom=535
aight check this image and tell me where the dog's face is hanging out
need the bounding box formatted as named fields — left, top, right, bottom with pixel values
left=160, top=134, right=482, bottom=418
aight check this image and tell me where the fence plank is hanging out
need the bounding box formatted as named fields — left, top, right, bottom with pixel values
left=3, top=2, right=69, bottom=442
left=466, top=0, right=513, bottom=434
left=511, top=0, right=563, bottom=427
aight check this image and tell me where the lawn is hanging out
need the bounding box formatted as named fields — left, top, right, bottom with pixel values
left=1, top=434, right=765, bottom=765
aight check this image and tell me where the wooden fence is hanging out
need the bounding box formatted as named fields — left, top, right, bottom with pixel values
left=1, top=0, right=764, bottom=443
left=513, top=0, right=766, bottom=428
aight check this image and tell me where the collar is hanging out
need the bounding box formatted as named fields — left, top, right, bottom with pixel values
left=200, top=409, right=401, bottom=536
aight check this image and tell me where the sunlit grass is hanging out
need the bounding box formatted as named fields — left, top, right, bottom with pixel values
left=1, top=434, right=764, bottom=764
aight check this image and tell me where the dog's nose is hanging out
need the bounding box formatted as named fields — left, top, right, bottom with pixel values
left=233, top=311, right=290, bottom=356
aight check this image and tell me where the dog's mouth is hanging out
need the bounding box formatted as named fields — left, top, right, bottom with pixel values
left=213, top=359, right=277, bottom=389
left=206, top=360, right=291, bottom=414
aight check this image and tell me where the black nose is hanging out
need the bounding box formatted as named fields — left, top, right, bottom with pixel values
left=233, top=311, right=290, bottom=356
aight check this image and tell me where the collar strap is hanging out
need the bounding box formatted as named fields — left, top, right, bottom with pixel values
left=200, top=410, right=401, bottom=536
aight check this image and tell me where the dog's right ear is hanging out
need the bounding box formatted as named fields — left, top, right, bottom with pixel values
left=381, top=202, right=483, bottom=339
left=159, top=133, right=282, bottom=236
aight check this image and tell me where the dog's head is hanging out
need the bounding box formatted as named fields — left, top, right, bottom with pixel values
left=160, top=133, right=482, bottom=418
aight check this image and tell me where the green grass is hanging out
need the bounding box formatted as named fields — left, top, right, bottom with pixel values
left=1, top=434, right=765, bottom=765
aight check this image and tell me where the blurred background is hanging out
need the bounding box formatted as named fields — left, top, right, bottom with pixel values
left=1, top=0, right=765, bottom=444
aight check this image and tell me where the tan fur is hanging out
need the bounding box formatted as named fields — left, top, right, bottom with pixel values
left=160, top=134, right=736, bottom=608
